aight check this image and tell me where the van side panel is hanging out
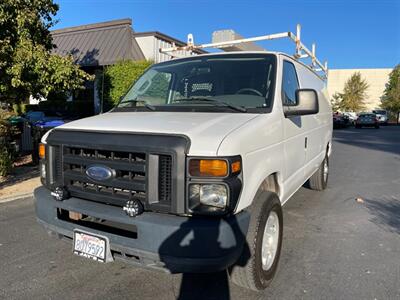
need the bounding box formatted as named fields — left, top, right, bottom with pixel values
left=293, top=60, right=332, bottom=181
left=217, top=111, right=284, bottom=212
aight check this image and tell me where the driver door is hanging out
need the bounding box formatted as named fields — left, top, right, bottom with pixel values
left=281, top=59, right=306, bottom=199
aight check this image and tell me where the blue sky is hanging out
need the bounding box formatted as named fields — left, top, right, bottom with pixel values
left=54, top=0, right=399, bottom=69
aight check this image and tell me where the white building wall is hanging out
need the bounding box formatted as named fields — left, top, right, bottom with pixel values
left=135, top=36, right=196, bottom=63
left=327, top=68, right=392, bottom=111
left=135, top=36, right=156, bottom=61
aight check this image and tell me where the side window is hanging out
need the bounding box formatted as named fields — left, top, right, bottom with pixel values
left=282, top=60, right=299, bottom=105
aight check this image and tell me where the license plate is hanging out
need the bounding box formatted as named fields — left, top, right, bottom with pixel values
left=73, top=230, right=112, bottom=263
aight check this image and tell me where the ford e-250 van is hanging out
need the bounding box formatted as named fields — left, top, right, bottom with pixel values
left=35, top=27, right=332, bottom=291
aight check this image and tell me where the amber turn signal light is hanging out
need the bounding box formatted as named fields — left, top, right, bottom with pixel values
left=231, top=161, right=241, bottom=173
left=189, top=159, right=228, bottom=177
left=38, top=143, right=45, bottom=159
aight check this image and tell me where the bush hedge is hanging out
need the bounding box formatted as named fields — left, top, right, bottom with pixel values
left=0, top=145, right=13, bottom=176
left=98, top=60, right=152, bottom=111
left=0, top=109, right=17, bottom=176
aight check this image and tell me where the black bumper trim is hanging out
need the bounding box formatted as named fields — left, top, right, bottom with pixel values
left=34, top=186, right=250, bottom=273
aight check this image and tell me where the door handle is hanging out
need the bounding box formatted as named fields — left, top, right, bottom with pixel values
left=305, top=137, right=308, bottom=149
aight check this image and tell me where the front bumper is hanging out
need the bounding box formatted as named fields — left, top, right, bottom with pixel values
left=34, top=186, right=250, bottom=273
left=357, top=122, right=377, bottom=126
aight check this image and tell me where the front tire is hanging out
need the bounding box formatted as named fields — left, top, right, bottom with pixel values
left=309, top=155, right=329, bottom=190
left=230, top=191, right=283, bottom=291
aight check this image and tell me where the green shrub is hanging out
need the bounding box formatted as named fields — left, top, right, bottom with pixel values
left=0, top=144, right=13, bottom=176
left=98, top=60, right=153, bottom=111
left=12, top=103, right=27, bottom=115
left=0, top=109, right=17, bottom=176
left=0, top=109, right=16, bottom=136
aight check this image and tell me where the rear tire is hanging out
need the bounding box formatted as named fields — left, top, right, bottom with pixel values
left=309, top=155, right=329, bottom=191
left=230, top=191, right=283, bottom=291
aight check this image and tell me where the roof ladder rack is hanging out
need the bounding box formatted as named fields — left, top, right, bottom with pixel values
left=160, top=24, right=328, bottom=79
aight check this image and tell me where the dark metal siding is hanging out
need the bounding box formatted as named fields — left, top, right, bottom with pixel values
left=51, top=19, right=145, bottom=66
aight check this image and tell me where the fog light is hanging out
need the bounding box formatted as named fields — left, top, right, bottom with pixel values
left=189, top=184, right=228, bottom=209
left=51, top=187, right=69, bottom=201
left=123, top=199, right=144, bottom=217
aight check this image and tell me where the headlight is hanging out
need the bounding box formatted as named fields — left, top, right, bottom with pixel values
left=40, top=162, right=46, bottom=179
left=200, top=184, right=228, bottom=208
left=40, top=160, right=46, bottom=186
left=187, top=156, right=242, bottom=215
left=189, top=184, right=228, bottom=209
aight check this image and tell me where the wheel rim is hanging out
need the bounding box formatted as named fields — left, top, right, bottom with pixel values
left=323, top=158, right=329, bottom=183
left=261, top=211, right=280, bottom=271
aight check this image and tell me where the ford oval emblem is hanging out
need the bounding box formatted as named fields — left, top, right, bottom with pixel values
left=85, top=165, right=114, bottom=181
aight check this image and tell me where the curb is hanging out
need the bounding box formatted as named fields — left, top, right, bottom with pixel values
left=0, top=192, right=34, bottom=204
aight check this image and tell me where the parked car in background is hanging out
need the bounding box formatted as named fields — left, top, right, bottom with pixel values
left=355, top=113, right=380, bottom=129
left=372, top=109, right=388, bottom=125
left=333, top=112, right=351, bottom=128
left=342, top=112, right=357, bottom=125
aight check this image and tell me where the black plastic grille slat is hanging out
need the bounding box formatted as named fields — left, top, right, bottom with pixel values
left=159, top=155, right=172, bottom=204
left=64, top=170, right=146, bottom=191
left=54, top=146, right=63, bottom=179
left=68, top=186, right=145, bottom=207
left=63, top=154, right=146, bottom=173
left=62, top=146, right=148, bottom=207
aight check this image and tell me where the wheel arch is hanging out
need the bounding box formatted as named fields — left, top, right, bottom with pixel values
left=326, top=141, right=332, bottom=157
left=258, top=172, right=281, bottom=200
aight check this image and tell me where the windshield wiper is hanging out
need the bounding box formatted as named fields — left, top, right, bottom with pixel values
left=119, top=99, right=156, bottom=111
left=174, top=97, right=247, bottom=113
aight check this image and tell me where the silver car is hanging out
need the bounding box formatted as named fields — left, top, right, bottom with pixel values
left=372, top=109, right=388, bottom=125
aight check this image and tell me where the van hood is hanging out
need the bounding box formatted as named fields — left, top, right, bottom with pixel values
left=53, top=112, right=259, bottom=156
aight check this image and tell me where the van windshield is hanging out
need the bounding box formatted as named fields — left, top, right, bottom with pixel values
left=114, top=54, right=276, bottom=113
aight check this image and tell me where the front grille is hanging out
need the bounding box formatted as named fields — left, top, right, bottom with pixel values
left=46, top=130, right=189, bottom=215
left=63, top=146, right=149, bottom=207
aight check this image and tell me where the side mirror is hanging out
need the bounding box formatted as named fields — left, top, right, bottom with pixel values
left=284, top=89, right=319, bottom=117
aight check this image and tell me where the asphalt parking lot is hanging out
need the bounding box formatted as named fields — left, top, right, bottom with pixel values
left=1, top=126, right=399, bottom=300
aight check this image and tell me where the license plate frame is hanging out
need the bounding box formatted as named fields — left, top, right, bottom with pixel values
left=73, top=229, right=113, bottom=263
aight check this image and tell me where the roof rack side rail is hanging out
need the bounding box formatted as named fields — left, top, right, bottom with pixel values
left=160, top=24, right=328, bottom=80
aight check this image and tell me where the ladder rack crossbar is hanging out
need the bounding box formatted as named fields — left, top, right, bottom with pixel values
left=160, top=24, right=328, bottom=79
left=161, top=32, right=291, bottom=52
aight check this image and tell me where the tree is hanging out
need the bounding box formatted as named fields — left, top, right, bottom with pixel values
left=0, top=0, right=92, bottom=103
left=339, top=72, right=369, bottom=112
left=381, top=64, right=400, bottom=124
left=330, top=92, right=342, bottom=112
left=98, top=60, right=152, bottom=111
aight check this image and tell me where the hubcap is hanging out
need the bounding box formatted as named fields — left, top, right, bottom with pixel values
left=261, top=211, right=280, bottom=271
left=323, top=159, right=329, bottom=182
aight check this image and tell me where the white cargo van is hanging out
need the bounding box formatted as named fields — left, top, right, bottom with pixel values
left=35, top=25, right=332, bottom=291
